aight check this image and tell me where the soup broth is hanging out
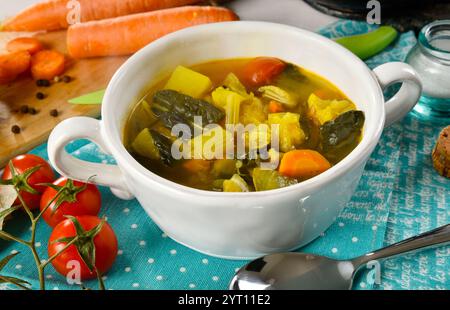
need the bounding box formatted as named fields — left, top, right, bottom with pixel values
left=124, top=57, right=364, bottom=192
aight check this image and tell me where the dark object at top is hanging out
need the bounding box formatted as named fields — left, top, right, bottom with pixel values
left=50, top=109, right=58, bottom=117
left=304, top=0, right=450, bottom=33
left=11, top=125, right=21, bottom=134
left=36, top=79, right=50, bottom=87
left=62, top=75, right=72, bottom=83
left=20, top=105, right=29, bottom=114
left=36, top=92, right=45, bottom=100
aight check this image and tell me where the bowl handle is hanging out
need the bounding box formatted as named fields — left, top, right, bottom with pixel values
left=373, top=62, right=422, bottom=127
left=47, top=116, right=134, bottom=200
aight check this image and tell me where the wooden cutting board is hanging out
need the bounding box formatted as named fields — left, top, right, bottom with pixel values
left=0, top=31, right=128, bottom=168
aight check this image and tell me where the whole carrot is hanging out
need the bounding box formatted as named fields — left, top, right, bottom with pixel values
left=1, top=0, right=202, bottom=32
left=67, top=6, right=239, bottom=58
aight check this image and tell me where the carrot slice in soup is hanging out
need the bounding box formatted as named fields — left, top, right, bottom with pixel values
left=279, top=150, right=331, bottom=179
left=31, top=50, right=65, bottom=80
left=268, top=100, right=285, bottom=113
left=240, top=57, right=286, bottom=87
left=182, top=160, right=212, bottom=174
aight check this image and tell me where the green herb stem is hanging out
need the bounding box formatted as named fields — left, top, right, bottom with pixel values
left=0, top=230, right=29, bottom=246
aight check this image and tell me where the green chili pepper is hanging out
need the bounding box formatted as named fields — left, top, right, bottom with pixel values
left=68, top=89, right=105, bottom=104
left=335, top=26, right=398, bottom=60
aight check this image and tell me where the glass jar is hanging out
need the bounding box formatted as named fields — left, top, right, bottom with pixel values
left=406, top=20, right=450, bottom=123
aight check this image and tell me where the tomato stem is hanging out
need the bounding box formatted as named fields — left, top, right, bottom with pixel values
left=12, top=186, right=45, bottom=289
left=95, top=267, right=105, bottom=291
left=0, top=230, right=29, bottom=246
left=41, top=236, right=79, bottom=269
left=14, top=186, right=34, bottom=223
left=1, top=162, right=106, bottom=291
left=34, top=184, right=67, bottom=222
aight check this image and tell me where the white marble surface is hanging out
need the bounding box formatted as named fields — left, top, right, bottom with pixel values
left=0, top=0, right=337, bottom=31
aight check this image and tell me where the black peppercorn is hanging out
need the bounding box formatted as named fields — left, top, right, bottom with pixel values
left=62, top=75, right=72, bottom=83
left=36, top=79, right=50, bottom=87
left=20, top=105, right=29, bottom=114
left=11, top=125, right=21, bottom=134
left=50, top=109, right=58, bottom=117
left=29, top=107, right=37, bottom=115
left=36, top=92, right=45, bottom=100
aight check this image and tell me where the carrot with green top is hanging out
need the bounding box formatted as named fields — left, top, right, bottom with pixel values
left=1, top=0, right=202, bottom=32
left=279, top=150, right=331, bottom=179
left=67, top=6, right=239, bottom=58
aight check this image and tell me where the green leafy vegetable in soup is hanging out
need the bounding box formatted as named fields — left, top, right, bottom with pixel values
left=123, top=58, right=365, bottom=192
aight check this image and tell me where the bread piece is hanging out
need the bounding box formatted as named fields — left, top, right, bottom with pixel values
left=432, top=125, right=450, bottom=178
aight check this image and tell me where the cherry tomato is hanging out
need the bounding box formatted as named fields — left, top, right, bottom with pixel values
left=2, top=154, right=55, bottom=210
left=48, top=216, right=118, bottom=280
left=240, top=57, right=286, bottom=87
left=40, top=177, right=102, bottom=227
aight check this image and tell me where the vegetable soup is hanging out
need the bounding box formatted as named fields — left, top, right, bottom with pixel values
left=123, top=57, right=365, bottom=192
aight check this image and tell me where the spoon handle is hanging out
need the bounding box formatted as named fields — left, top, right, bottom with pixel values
left=353, top=223, right=450, bottom=267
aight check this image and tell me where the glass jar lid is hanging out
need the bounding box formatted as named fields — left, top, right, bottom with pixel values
left=419, top=19, right=450, bottom=64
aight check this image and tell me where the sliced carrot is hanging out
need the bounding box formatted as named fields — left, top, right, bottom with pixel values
left=268, top=100, right=285, bottom=113
left=279, top=150, right=331, bottom=179
left=31, top=50, right=65, bottom=80
left=67, top=6, right=239, bottom=58
left=7, top=37, right=44, bottom=55
left=2, top=0, right=202, bottom=32
left=0, top=51, right=31, bottom=80
left=182, top=159, right=212, bottom=174
left=239, top=57, right=286, bottom=88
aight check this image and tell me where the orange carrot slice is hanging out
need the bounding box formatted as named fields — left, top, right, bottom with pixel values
left=240, top=57, right=286, bottom=87
left=31, top=50, right=65, bottom=80
left=7, top=37, right=44, bottom=55
left=1, top=0, right=203, bottom=32
left=268, top=100, right=285, bottom=113
left=182, top=159, right=212, bottom=173
left=279, top=150, right=331, bottom=179
left=67, top=6, right=239, bottom=58
left=0, top=51, right=31, bottom=81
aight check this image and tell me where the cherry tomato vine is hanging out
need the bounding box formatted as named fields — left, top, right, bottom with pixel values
left=0, top=157, right=112, bottom=290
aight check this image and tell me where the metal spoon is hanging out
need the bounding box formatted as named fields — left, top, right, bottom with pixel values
left=230, top=224, right=450, bottom=290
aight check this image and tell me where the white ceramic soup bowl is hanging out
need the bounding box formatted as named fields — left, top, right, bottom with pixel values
left=48, top=22, right=421, bottom=259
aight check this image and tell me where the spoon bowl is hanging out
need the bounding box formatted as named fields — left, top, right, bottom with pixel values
left=230, top=253, right=356, bottom=290
left=230, top=224, right=450, bottom=290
